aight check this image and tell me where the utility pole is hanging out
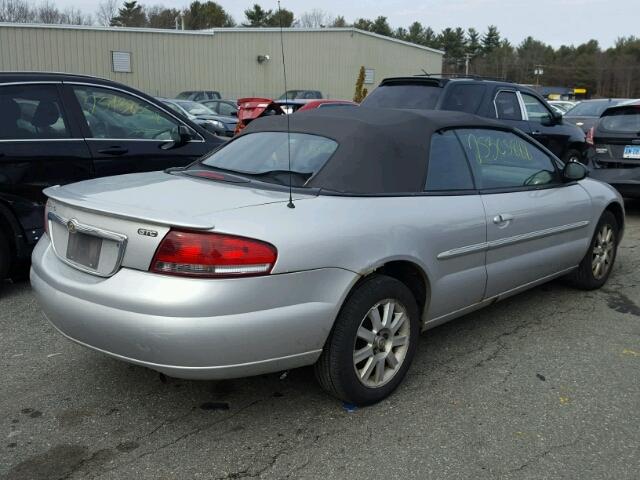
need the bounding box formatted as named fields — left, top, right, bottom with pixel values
left=464, top=53, right=472, bottom=76
left=534, top=65, right=544, bottom=86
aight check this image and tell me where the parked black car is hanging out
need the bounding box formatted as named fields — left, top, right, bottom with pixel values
left=589, top=101, right=640, bottom=198
left=563, top=98, right=632, bottom=133
left=0, top=72, right=223, bottom=280
left=361, top=76, right=591, bottom=164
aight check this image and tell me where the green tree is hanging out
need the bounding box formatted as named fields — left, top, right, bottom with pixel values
left=482, top=25, right=501, bottom=54
left=466, top=27, right=481, bottom=56
left=110, top=1, right=145, bottom=27
left=439, top=27, right=467, bottom=72
left=243, top=3, right=270, bottom=26
left=146, top=5, right=180, bottom=29
left=353, top=66, right=368, bottom=102
left=352, top=18, right=373, bottom=32
left=371, top=16, right=392, bottom=36
left=266, top=7, right=294, bottom=27
left=183, top=1, right=234, bottom=29
left=407, top=21, right=424, bottom=44
left=332, top=15, right=347, bottom=27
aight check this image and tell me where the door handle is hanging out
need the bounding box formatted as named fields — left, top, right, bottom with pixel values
left=97, top=147, right=129, bottom=156
left=493, top=213, right=515, bottom=224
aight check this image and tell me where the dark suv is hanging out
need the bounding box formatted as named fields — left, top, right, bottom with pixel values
left=0, top=72, right=223, bottom=280
left=361, top=76, right=591, bottom=164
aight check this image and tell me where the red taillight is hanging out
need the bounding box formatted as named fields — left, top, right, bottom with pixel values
left=150, top=230, right=277, bottom=278
left=586, top=126, right=594, bottom=145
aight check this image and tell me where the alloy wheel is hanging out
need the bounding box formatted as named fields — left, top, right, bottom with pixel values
left=353, top=299, right=411, bottom=388
left=592, top=224, right=615, bottom=280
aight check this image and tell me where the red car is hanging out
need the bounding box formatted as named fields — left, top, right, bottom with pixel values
left=235, top=97, right=357, bottom=135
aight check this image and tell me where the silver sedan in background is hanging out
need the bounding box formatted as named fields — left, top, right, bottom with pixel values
left=31, top=108, right=624, bottom=405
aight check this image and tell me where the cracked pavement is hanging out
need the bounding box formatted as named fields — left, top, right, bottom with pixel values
left=2, top=200, right=639, bottom=479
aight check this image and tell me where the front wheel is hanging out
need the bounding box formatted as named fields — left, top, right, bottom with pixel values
left=567, top=210, right=619, bottom=290
left=315, top=275, right=420, bottom=405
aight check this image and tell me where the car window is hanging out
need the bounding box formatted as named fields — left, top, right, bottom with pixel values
left=521, top=93, right=551, bottom=121
left=0, top=84, right=70, bottom=140
left=441, top=84, right=486, bottom=114
left=456, top=128, right=560, bottom=189
left=163, top=102, right=186, bottom=116
left=217, top=102, right=237, bottom=116
left=599, top=106, right=640, bottom=133
left=363, top=83, right=443, bottom=109
left=494, top=91, right=522, bottom=121
left=425, top=130, right=475, bottom=191
left=73, top=86, right=179, bottom=140
left=176, top=101, right=215, bottom=116
left=200, top=132, right=338, bottom=186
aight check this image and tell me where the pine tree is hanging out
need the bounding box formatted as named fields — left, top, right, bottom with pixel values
left=110, top=1, right=146, bottom=27
left=353, top=66, right=368, bottom=103
left=482, top=25, right=501, bottom=54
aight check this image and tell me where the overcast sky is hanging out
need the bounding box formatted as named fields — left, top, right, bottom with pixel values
left=57, top=0, right=635, bottom=48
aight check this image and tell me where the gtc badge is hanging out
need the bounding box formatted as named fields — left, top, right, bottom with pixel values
left=138, top=228, right=158, bottom=238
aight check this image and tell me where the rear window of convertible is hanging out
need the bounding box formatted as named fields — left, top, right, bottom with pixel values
left=200, top=132, right=338, bottom=186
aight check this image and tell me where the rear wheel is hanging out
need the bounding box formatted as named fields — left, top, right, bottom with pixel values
left=567, top=210, right=618, bottom=290
left=0, top=231, right=10, bottom=280
left=315, top=275, right=420, bottom=405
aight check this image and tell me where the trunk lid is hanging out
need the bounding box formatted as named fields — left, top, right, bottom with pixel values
left=44, top=171, right=305, bottom=230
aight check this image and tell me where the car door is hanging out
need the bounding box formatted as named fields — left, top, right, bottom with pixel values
left=492, top=89, right=531, bottom=134
left=520, top=91, right=570, bottom=158
left=64, top=83, right=211, bottom=177
left=455, top=128, right=592, bottom=298
left=422, top=130, right=487, bottom=322
left=0, top=82, right=92, bottom=243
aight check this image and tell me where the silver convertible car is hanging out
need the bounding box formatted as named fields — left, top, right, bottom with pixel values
left=31, top=108, right=624, bottom=405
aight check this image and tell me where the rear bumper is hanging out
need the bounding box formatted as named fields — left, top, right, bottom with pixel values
left=31, top=237, right=358, bottom=379
left=590, top=167, right=640, bottom=198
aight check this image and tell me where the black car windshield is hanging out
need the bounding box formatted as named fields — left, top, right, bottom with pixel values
left=200, top=132, right=338, bottom=186
left=363, top=84, right=442, bottom=109
left=176, top=101, right=215, bottom=115
left=566, top=100, right=623, bottom=117
left=600, top=106, right=640, bottom=133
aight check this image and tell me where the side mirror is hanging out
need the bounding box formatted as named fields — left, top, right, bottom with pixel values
left=162, top=125, right=193, bottom=150
left=540, top=111, right=563, bottom=126
left=177, top=125, right=193, bottom=142
left=231, top=110, right=238, bottom=117
left=563, top=161, right=588, bottom=182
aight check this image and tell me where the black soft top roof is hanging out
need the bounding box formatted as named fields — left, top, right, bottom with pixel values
left=242, top=107, right=507, bottom=194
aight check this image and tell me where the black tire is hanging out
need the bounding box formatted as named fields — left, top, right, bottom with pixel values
left=567, top=210, right=618, bottom=290
left=315, top=274, right=420, bottom=406
left=562, top=148, right=582, bottom=164
left=0, top=231, right=10, bottom=281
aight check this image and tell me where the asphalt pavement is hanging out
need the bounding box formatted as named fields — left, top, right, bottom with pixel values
left=1, top=200, right=639, bottom=480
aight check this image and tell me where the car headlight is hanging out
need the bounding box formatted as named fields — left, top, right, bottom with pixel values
left=205, top=120, right=224, bottom=129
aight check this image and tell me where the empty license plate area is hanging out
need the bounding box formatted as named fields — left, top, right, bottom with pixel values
left=66, top=231, right=102, bottom=270
left=48, top=212, right=127, bottom=277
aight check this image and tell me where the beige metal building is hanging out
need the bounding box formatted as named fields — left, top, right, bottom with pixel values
left=0, top=23, right=443, bottom=100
